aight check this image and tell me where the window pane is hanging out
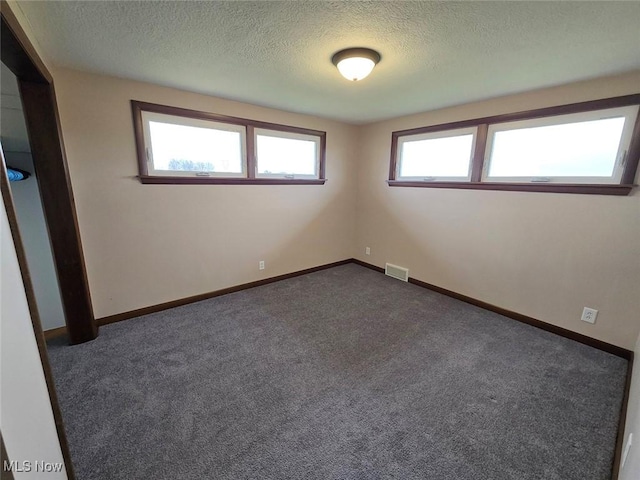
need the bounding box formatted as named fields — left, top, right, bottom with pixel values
left=149, top=121, right=243, bottom=173
left=256, top=134, right=317, bottom=176
left=488, top=117, right=625, bottom=178
left=400, top=134, right=474, bottom=178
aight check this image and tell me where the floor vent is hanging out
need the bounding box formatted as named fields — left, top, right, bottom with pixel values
left=385, top=263, right=409, bottom=282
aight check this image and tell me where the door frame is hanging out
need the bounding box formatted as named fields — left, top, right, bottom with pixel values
left=1, top=2, right=98, bottom=477
left=1, top=1, right=97, bottom=344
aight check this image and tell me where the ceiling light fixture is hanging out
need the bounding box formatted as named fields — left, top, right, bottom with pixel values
left=331, top=48, right=381, bottom=82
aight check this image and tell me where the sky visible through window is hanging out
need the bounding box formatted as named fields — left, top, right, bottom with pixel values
left=400, top=134, right=473, bottom=177
left=256, top=135, right=316, bottom=175
left=488, top=117, right=626, bottom=177
left=149, top=121, right=243, bottom=173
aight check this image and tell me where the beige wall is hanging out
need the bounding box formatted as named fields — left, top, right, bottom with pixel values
left=52, top=66, right=639, bottom=348
left=356, top=71, right=640, bottom=350
left=53, top=68, right=358, bottom=318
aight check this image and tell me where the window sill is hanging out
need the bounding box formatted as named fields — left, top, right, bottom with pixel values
left=139, top=175, right=326, bottom=185
left=387, top=180, right=634, bottom=196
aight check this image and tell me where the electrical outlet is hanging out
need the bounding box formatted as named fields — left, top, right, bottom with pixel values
left=581, top=307, right=598, bottom=324
left=622, top=433, right=633, bottom=470
left=259, top=261, right=265, bottom=270
left=365, top=247, right=371, bottom=255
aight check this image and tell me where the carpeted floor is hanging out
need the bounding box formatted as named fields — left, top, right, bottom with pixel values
left=47, top=264, right=628, bottom=480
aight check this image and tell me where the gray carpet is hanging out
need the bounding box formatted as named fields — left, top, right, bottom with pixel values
left=47, top=264, right=627, bottom=480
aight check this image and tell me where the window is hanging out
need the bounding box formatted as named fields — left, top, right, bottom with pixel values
left=132, top=101, right=326, bottom=185
left=389, top=95, right=640, bottom=195
left=396, top=127, right=477, bottom=181
left=143, top=111, right=246, bottom=177
left=255, top=129, right=320, bottom=179
left=484, top=106, right=637, bottom=184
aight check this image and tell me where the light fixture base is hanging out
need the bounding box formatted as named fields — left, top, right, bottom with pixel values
left=331, top=47, right=381, bottom=67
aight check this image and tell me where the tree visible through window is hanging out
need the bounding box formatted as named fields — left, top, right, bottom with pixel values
left=132, top=100, right=326, bottom=184
left=167, top=159, right=216, bottom=172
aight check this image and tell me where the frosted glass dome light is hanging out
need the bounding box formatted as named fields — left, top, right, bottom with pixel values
left=332, top=48, right=381, bottom=82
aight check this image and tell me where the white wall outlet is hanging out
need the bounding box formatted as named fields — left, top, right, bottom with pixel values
left=259, top=261, right=265, bottom=270
left=365, top=247, right=371, bottom=255
left=581, top=307, right=598, bottom=324
left=622, top=433, right=633, bottom=470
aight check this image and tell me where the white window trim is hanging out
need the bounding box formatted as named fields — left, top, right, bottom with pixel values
left=482, top=105, right=639, bottom=185
left=396, top=126, right=478, bottom=182
left=141, top=111, right=248, bottom=178
left=254, top=128, right=321, bottom=180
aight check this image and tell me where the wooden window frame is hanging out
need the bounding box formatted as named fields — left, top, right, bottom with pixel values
left=395, top=126, right=478, bottom=182
left=388, top=94, right=640, bottom=195
left=254, top=128, right=322, bottom=180
left=132, top=101, right=327, bottom=185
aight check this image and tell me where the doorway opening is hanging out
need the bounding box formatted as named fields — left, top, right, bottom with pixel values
left=1, top=3, right=97, bottom=344
left=1, top=2, right=100, bottom=478
left=1, top=62, right=66, bottom=333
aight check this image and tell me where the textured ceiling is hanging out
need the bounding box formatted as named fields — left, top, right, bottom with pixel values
left=15, top=1, right=640, bottom=124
